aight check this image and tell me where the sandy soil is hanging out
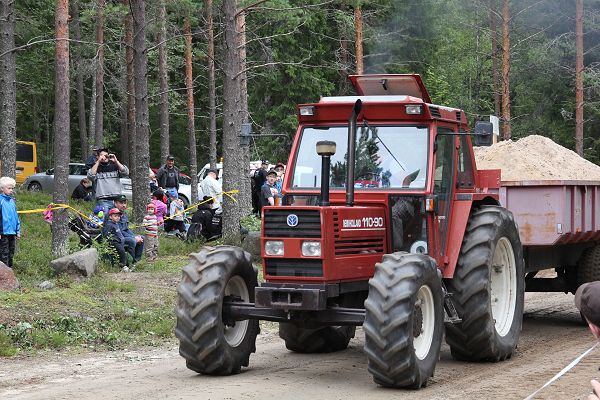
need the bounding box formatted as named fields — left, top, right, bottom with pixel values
left=1, top=292, right=598, bottom=400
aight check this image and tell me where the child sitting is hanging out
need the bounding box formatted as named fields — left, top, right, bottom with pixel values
left=86, top=205, right=105, bottom=230
left=165, top=189, right=186, bottom=239
left=151, top=189, right=168, bottom=226
left=143, top=203, right=159, bottom=261
left=102, top=208, right=131, bottom=271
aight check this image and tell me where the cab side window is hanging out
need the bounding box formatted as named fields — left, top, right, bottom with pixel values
left=457, top=136, right=475, bottom=188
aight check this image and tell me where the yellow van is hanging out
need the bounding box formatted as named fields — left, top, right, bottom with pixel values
left=15, top=141, right=38, bottom=184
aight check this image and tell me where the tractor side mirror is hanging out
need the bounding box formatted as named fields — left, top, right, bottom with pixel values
left=473, top=121, right=493, bottom=146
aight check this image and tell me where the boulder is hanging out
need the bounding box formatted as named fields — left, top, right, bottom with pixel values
left=241, top=231, right=261, bottom=260
left=0, top=262, right=19, bottom=291
left=39, top=280, right=55, bottom=290
left=50, top=248, right=99, bottom=278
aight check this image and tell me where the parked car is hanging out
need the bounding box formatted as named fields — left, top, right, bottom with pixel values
left=23, top=163, right=133, bottom=200
left=151, top=167, right=193, bottom=206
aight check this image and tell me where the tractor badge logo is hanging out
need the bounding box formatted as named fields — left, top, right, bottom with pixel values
left=287, top=214, right=298, bottom=227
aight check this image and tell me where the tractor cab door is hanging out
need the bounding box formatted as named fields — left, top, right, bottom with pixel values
left=432, top=127, right=456, bottom=264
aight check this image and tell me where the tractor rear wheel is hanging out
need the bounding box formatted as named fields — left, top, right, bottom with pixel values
left=363, top=252, right=444, bottom=389
left=279, top=324, right=355, bottom=353
left=176, top=246, right=259, bottom=375
left=577, top=244, right=600, bottom=285
left=445, top=206, right=524, bottom=362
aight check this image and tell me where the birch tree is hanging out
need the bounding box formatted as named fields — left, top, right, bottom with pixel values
left=0, top=0, right=16, bottom=179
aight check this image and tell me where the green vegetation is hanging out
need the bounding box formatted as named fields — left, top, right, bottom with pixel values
left=0, top=190, right=211, bottom=357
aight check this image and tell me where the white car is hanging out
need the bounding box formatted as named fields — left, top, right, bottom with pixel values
left=197, top=160, right=277, bottom=197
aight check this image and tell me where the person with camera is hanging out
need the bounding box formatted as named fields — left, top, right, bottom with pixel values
left=87, top=148, right=129, bottom=212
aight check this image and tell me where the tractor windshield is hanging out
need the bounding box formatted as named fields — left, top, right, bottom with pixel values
left=291, top=125, right=428, bottom=189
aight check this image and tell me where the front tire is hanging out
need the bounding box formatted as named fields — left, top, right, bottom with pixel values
left=445, top=206, right=524, bottom=362
left=27, top=182, right=42, bottom=192
left=363, top=252, right=444, bottom=389
left=176, top=246, right=259, bottom=375
left=279, top=324, right=355, bottom=353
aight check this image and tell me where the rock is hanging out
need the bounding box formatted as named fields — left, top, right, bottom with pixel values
left=50, top=248, right=99, bottom=278
left=0, top=262, right=19, bottom=291
left=241, top=231, right=261, bottom=260
left=38, top=280, right=55, bottom=290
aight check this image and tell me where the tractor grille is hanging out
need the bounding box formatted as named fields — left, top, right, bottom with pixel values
left=332, top=211, right=384, bottom=255
left=334, top=238, right=385, bottom=256
left=263, top=209, right=321, bottom=238
left=429, top=106, right=441, bottom=118
left=265, top=258, right=323, bottom=277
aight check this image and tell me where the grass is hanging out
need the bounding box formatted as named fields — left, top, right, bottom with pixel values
left=0, top=190, right=229, bottom=357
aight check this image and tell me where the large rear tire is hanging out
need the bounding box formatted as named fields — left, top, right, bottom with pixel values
left=279, top=324, right=355, bottom=353
left=445, top=206, right=524, bottom=362
left=577, top=244, right=600, bottom=285
left=363, top=252, right=444, bottom=389
left=176, top=246, right=260, bottom=375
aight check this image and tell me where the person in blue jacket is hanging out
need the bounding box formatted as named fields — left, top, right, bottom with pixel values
left=0, top=177, right=20, bottom=269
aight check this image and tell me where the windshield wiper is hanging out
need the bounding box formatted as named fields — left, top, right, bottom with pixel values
left=364, top=120, right=406, bottom=171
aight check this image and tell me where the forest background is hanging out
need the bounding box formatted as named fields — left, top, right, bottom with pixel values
left=1, top=0, right=600, bottom=250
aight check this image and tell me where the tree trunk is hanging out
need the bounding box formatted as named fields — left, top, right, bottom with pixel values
left=0, top=0, right=17, bottom=179
left=575, top=0, right=584, bottom=156
left=501, top=0, right=511, bottom=140
left=354, top=5, right=363, bottom=74
left=490, top=0, right=501, bottom=118
left=157, top=0, right=170, bottom=161
left=184, top=16, right=198, bottom=203
left=88, top=60, right=96, bottom=148
left=207, top=0, right=217, bottom=170
left=222, top=0, right=245, bottom=245
left=124, top=0, right=135, bottom=175
left=71, top=0, right=88, bottom=160
left=52, top=0, right=70, bottom=257
left=94, top=0, right=105, bottom=147
left=131, top=0, right=150, bottom=223
left=236, top=10, right=252, bottom=213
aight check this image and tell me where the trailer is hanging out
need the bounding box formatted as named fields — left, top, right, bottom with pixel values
left=498, top=180, right=600, bottom=293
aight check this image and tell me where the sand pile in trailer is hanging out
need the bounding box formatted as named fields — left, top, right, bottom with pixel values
left=473, top=135, right=600, bottom=181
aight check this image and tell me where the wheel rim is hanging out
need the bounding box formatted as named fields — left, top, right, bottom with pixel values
left=29, top=183, right=41, bottom=192
left=490, top=237, right=517, bottom=337
left=223, top=275, right=250, bottom=347
left=413, top=284, right=435, bottom=360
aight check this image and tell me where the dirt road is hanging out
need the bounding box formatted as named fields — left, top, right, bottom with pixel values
left=1, top=292, right=599, bottom=400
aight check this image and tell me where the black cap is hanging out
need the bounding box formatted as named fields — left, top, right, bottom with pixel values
left=266, top=169, right=277, bottom=177
left=261, top=160, right=269, bottom=165
left=575, top=282, right=600, bottom=327
left=114, top=194, right=128, bottom=203
left=207, top=168, right=218, bottom=174
left=167, top=155, right=175, bottom=160
left=97, top=148, right=109, bottom=154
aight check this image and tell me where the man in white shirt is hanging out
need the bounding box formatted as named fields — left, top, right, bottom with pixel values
left=200, top=169, right=223, bottom=214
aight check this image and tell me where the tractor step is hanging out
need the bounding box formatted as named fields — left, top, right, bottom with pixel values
left=441, top=281, right=462, bottom=324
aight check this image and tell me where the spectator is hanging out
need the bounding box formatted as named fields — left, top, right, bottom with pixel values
left=165, top=189, right=186, bottom=239
left=149, top=168, right=159, bottom=193
left=575, top=282, right=600, bottom=400
left=260, top=169, right=279, bottom=208
left=102, top=208, right=130, bottom=271
left=87, top=148, right=129, bottom=212
left=71, top=178, right=93, bottom=201
left=274, top=162, right=285, bottom=193
left=0, top=177, right=20, bottom=269
left=142, top=203, right=159, bottom=261
left=86, top=206, right=105, bottom=230
left=112, top=195, right=144, bottom=263
left=151, top=189, right=168, bottom=226
left=85, top=147, right=100, bottom=169
left=189, top=196, right=221, bottom=241
left=200, top=168, right=223, bottom=214
left=155, top=155, right=180, bottom=193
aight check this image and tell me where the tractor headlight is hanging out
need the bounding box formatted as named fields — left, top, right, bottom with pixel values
left=265, top=240, right=284, bottom=256
left=301, top=241, right=321, bottom=257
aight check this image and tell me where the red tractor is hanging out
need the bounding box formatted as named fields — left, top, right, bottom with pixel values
left=176, top=74, right=523, bottom=388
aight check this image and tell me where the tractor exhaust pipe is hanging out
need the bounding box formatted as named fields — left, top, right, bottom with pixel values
left=345, top=99, right=362, bottom=207
left=316, top=141, right=336, bottom=206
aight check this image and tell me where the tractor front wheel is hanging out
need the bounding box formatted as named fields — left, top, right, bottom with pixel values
left=176, top=246, right=260, bottom=375
left=279, top=324, right=355, bottom=353
left=445, top=206, right=524, bottom=362
left=363, top=252, right=444, bottom=389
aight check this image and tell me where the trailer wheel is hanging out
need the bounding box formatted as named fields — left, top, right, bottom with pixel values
left=176, top=246, right=260, bottom=375
left=445, top=206, right=524, bottom=362
left=577, top=245, right=600, bottom=285
left=363, top=252, right=443, bottom=389
left=279, top=324, right=355, bottom=353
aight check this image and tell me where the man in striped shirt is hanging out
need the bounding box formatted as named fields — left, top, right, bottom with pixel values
left=143, top=203, right=159, bottom=261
